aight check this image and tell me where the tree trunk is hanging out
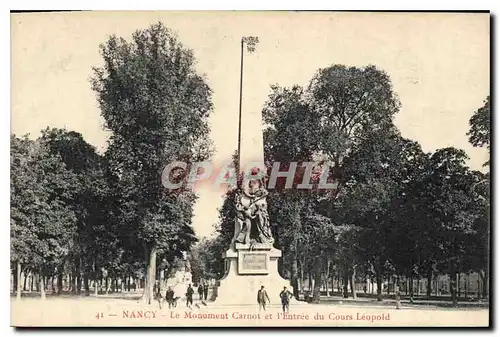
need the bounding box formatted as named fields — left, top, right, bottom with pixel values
left=75, top=257, right=82, bottom=295
left=311, top=256, right=322, bottom=303
left=291, top=256, right=299, bottom=299
left=289, top=242, right=299, bottom=299
left=127, top=276, right=131, bottom=292
left=342, top=265, right=349, bottom=298
left=465, top=274, right=468, bottom=298
left=105, top=277, right=110, bottom=294
left=331, top=272, right=335, bottom=296
left=479, top=270, right=487, bottom=299
left=69, top=273, right=73, bottom=293
left=350, top=265, right=357, bottom=299
left=426, top=268, right=432, bottom=298
left=23, top=272, right=28, bottom=291
left=409, top=277, right=414, bottom=302
left=449, top=265, right=457, bottom=306
left=457, top=274, right=461, bottom=298
left=12, top=266, right=17, bottom=295
left=16, top=262, right=22, bottom=300
left=375, top=269, right=383, bottom=301
left=482, top=275, right=488, bottom=299
left=143, top=245, right=157, bottom=305
left=35, top=273, right=40, bottom=292
left=308, top=271, right=313, bottom=292
left=40, top=271, right=46, bottom=300
left=325, top=259, right=330, bottom=297
left=387, top=276, right=390, bottom=295
left=57, top=271, right=63, bottom=295
left=84, top=274, right=90, bottom=296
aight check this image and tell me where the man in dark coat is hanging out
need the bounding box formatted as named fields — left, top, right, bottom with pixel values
left=155, top=282, right=163, bottom=309
left=203, top=282, right=209, bottom=300
left=165, top=286, right=175, bottom=309
left=186, top=284, right=194, bottom=309
left=257, top=285, right=270, bottom=311
left=279, top=286, right=292, bottom=313
left=197, top=283, right=204, bottom=301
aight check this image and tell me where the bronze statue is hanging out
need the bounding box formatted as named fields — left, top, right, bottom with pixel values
left=232, top=172, right=274, bottom=248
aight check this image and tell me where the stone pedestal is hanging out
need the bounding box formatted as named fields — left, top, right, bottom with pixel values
left=214, top=243, right=294, bottom=306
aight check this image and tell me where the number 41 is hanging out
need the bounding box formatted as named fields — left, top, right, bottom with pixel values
left=96, top=312, right=104, bottom=319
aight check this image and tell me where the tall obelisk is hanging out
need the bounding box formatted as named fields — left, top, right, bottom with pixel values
left=214, top=37, right=292, bottom=306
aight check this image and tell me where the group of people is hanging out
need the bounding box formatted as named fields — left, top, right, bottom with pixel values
left=197, top=283, right=209, bottom=301
left=157, top=283, right=401, bottom=311
left=155, top=282, right=210, bottom=310
left=257, top=286, right=293, bottom=313
left=155, top=284, right=178, bottom=309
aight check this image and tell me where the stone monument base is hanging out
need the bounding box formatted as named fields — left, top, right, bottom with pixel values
left=214, top=244, right=297, bottom=306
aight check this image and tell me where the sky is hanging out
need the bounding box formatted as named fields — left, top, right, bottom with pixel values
left=11, top=11, right=490, bottom=238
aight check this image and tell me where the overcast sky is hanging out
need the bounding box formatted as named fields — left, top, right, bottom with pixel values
left=11, top=11, right=490, bottom=238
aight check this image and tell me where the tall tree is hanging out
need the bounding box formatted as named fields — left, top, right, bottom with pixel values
left=90, top=22, right=212, bottom=304
left=261, top=64, right=401, bottom=301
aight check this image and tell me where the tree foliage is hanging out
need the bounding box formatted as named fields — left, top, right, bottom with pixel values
left=90, top=22, right=211, bottom=303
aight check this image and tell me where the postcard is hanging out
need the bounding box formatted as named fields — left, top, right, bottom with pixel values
left=10, top=10, right=490, bottom=327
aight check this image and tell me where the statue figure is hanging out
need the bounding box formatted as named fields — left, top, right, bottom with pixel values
left=232, top=171, right=274, bottom=248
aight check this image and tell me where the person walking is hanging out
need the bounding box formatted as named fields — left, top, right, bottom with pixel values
left=257, top=286, right=270, bottom=311
left=166, top=286, right=175, bottom=309
left=155, top=282, right=163, bottom=309
left=197, top=283, right=204, bottom=301
left=203, top=282, right=209, bottom=301
left=186, top=284, right=194, bottom=309
left=279, top=286, right=292, bottom=313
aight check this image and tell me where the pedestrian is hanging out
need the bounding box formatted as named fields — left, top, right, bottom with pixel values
left=363, top=285, right=367, bottom=294
left=197, top=283, right=204, bottom=301
left=186, top=284, right=194, bottom=309
left=203, top=282, right=209, bottom=301
left=395, top=284, right=401, bottom=309
left=155, top=282, right=163, bottom=309
left=279, top=286, right=292, bottom=313
left=166, top=286, right=175, bottom=309
left=257, top=285, right=270, bottom=311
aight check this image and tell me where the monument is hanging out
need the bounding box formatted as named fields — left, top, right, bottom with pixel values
left=214, top=36, right=293, bottom=306
left=165, top=252, right=193, bottom=300
left=214, top=170, right=292, bottom=305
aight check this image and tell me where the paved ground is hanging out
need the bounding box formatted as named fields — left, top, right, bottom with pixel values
left=10, top=296, right=490, bottom=327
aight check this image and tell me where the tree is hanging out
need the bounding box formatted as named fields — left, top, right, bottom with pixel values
left=466, top=95, right=490, bottom=298
left=261, top=64, right=401, bottom=301
left=189, top=237, right=227, bottom=283
left=467, top=96, right=490, bottom=166
left=39, top=128, right=114, bottom=295
left=90, top=22, right=212, bottom=304
left=11, top=134, right=78, bottom=299
left=403, top=148, right=479, bottom=305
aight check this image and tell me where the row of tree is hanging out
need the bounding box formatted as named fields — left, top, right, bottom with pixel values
left=195, top=65, right=490, bottom=305
left=11, top=23, right=211, bottom=303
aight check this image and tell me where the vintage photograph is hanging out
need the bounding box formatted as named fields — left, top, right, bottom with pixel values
left=10, top=11, right=490, bottom=327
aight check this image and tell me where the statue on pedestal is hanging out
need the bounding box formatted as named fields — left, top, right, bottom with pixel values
left=232, top=170, right=274, bottom=248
